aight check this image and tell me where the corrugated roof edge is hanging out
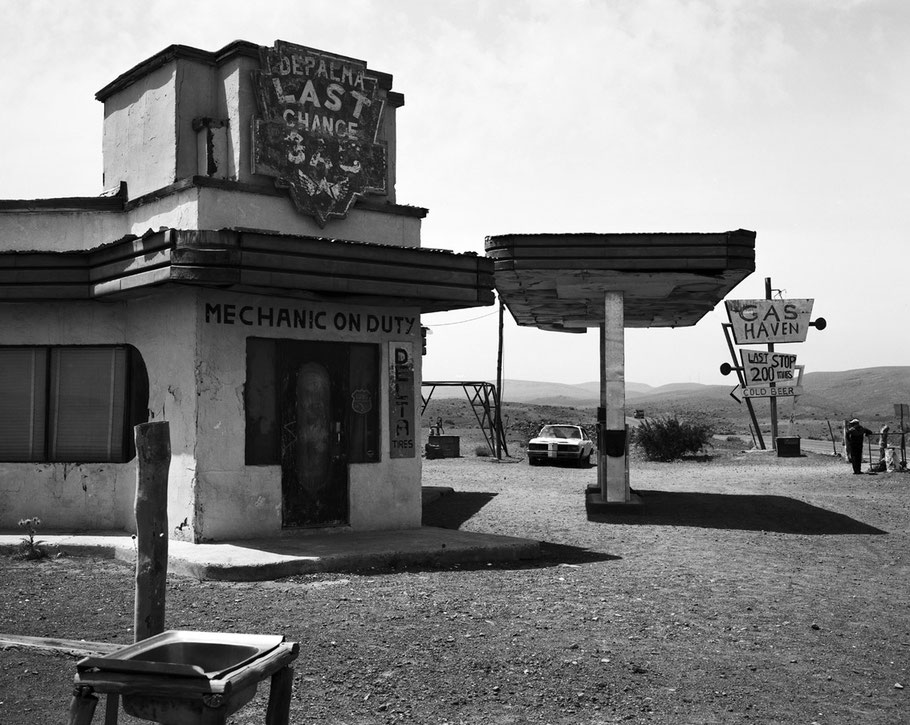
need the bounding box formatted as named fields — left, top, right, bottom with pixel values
left=485, top=229, right=756, bottom=244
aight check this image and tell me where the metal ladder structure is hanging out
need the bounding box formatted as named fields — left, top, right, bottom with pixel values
left=420, top=381, right=509, bottom=459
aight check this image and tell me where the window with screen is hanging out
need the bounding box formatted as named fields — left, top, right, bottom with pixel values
left=0, top=346, right=148, bottom=463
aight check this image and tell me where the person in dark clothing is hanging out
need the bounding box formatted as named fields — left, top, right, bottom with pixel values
left=845, top=418, right=873, bottom=474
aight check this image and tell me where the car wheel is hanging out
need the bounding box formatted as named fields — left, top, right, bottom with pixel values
left=528, top=457, right=539, bottom=466
left=580, top=451, right=591, bottom=467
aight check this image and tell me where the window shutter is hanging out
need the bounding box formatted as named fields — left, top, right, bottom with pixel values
left=0, top=349, right=47, bottom=461
left=49, top=347, right=128, bottom=462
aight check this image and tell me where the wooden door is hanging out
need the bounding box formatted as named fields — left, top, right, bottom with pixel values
left=280, top=343, right=348, bottom=527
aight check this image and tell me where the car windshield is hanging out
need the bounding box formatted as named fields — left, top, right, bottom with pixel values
left=539, top=425, right=581, bottom=440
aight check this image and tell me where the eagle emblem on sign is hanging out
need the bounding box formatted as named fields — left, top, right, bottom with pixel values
left=252, top=41, right=387, bottom=227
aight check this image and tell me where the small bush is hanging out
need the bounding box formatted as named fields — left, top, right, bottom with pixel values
left=474, top=444, right=491, bottom=457
left=633, top=416, right=713, bottom=461
left=17, top=517, right=48, bottom=560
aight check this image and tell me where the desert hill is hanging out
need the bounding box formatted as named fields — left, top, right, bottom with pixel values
left=421, top=366, right=910, bottom=438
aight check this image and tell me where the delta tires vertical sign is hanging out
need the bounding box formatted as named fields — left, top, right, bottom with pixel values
left=389, top=342, right=415, bottom=458
left=252, top=40, right=388, bottom=227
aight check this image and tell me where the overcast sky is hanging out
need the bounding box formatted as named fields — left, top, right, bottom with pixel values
left=1, top=0, right=907, bottom=387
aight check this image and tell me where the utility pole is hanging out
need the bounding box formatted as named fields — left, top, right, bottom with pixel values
left=495, top=295, right=504, bottom=459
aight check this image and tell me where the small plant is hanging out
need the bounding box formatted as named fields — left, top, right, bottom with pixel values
left=474, top=444, right=492, bottom=457
left=17, top=517, right=48, bottom=560
left=633, top=416, right=713, bottom=462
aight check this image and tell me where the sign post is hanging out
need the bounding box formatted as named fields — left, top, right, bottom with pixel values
left=720, top=324, right=765, bottom=449
left=764, top=278, right=780, bottom=447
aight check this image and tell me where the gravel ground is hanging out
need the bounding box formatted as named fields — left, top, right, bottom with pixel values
left=1, top=435, right=908, bottom=724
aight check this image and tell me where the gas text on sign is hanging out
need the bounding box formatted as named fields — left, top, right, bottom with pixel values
left=725, top=299, right=814, bottom=344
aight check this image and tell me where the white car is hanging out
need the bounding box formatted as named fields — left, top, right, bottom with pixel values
left=527, top=424, right=595, bottom=467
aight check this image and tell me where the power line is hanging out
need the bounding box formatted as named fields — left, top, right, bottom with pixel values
left=425, top=310, right=499, bottom=326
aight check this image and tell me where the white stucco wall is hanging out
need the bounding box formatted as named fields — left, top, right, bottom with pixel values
left=174, top=61, right=218, bottom=184
left=125, top=290, right=200, bottom=541
left=102, top=63, right=179, bottom=199
left=0, top=210, right=130, bottom=253
left=123, top=188, right=202, bottom=237
left=0, top=251, right=428, bottom=540
left=0, top=187, right=420, bottom=253
left=194, top=187, right=421, bottom=247
left=216, top=54, right=272, bottom=191
left=193, top=289, right=423, bottom=541
left=348, top=458, right=421, bottom=530
left=0, top=290, right=201, bottom=536
left=0, top=301, right=136, bottom=530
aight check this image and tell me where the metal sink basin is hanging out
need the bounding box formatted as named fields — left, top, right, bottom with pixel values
left=77, top=630, right=285, bottom=680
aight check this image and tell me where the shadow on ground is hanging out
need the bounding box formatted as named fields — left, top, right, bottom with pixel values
left=587, top=490, right=887, bottom=535
left=420, top=491, right=620, bottom=571
left=422, top=491, right=499, bottom=529
left=432, top=542, right=621, bottom=572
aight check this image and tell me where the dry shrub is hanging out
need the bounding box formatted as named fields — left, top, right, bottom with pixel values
left=633, top=416, right=713, bottom=461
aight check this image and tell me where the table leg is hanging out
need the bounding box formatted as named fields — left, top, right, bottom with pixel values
left=265, top=666, right=294, bottom=725
left=103, top=693, right=119, bottom=724
left=67, top=685, right=98, bottom=725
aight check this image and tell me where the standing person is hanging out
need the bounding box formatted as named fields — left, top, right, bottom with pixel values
left=879, top=424, right=890, bottom=463
left=846, top=418, right=873, bottom=474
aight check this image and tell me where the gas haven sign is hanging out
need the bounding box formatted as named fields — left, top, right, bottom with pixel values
left=724, top=297, right=816, bottom=400
left=725, top=299, right=813, bottom=345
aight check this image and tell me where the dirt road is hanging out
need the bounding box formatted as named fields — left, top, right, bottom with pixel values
left=1, top=439, right=908, bottom=724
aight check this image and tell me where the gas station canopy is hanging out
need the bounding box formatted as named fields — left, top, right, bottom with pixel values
left=485, top=229, right=755, bottom=332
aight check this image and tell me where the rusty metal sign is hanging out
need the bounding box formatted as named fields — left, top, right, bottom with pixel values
left=252, top=40, right=387, bottom=226
left=725, top=299, right=814, bottom=344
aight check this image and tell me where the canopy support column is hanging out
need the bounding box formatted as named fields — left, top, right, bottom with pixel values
left=588, top=291, right=639, bottom=509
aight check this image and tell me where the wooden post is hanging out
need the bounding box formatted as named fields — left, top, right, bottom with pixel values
left=722, top=323, right=765, bottom=449
left=766, top=278, right=779, bottom=450
left=134, top=421, right=170, bottom=643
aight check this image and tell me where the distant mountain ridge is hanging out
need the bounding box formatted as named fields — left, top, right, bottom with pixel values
left=424, top=367, right=910, bottom=423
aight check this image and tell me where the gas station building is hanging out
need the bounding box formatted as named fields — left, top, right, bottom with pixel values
left=0, top=40, right=494, bottom=542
